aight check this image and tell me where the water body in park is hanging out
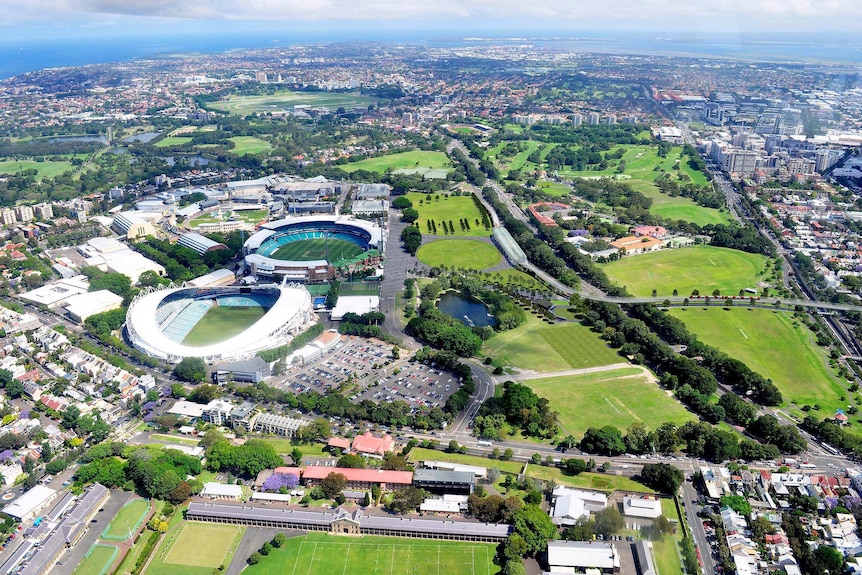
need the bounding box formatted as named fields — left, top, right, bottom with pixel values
left=122, top=131, right=161, bottom=143
left=158, top=155, right=211, bottom=166
left=43, top=135, right=107, bottom=143
left=437, top=291, right=495, bottom=328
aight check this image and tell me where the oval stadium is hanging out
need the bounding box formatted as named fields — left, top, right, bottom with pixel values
left=243, top=216, right=384, bottom=282
left=125, top=285, right=315, bottom=363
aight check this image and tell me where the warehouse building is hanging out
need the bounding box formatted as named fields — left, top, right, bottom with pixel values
left=187, top=502, right=510, bottom=542
left=412, top=468, right=476, bottom=495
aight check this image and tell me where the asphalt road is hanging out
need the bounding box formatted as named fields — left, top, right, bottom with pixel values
left=50, top=490, right=133, bottom=575
left=682, top=480, right=717, bottom=575
left=226, top=526, right=284, bottom=575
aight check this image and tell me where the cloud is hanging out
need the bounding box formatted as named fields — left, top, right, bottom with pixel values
left=0, top=0, right=860, bottom=32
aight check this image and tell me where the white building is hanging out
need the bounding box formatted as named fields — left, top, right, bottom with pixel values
left=623, top=495, right=663, bottom=519
left=112, top=211, right=158, bottom=240
left=546, top=541, right=620, bottom=573
left=201, top=482, right=243, bottom=500
left=551, top=486, right=607, bottom=526
left=2, top=485, right=58, bottom=521
left=64, top=290, right=124, bottom=323
left=20, top=276, right=90, bottom=308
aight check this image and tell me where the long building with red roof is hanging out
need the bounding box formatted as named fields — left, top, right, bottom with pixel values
left=301, top=466, right=412, bottom=490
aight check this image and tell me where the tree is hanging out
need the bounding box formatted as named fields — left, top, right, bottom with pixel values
left=272, top=533, right=287, bottom=548
left=511, top=505, right=557, bottom=556
left=173, top=357, right=207, bottom=383
left=639, top=463, right=684, bottom=494
left=593, top=507, right=624, bottom=536
left=259, top=542, right=273, bottom=556
left=188, top=384, right=221, bottom=403
left=290, top=447, right=303, bottom=466
left=320, top=472, right=347, bottom=499
left=247, top=553, right=261, bottom=565
left=61, top=405, right=81, bottom=430
left=337, top=454, right=366, bottom=469
left=814, top=545, right=844, bottom=575
left=5, top=380, right=23, bottom=399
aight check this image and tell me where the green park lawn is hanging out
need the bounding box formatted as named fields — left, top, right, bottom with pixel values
left=182, top=306, right=267, bottom=347
left=228, top=136, right=272, bottom=155
left=404, top=192, right=492, bottom=238
left=536, top=180, right=571, bottom=197
left=259, top=439, right=327, bottom=458
left=0, top=159, right=74, bottom=180
left=559, top=144, right=728, bottom=226
left=340, top=150, right=452, bottom=174
left=73, top=544, right=118, bottom=575
left=208, top=90, right=379, bottom=115
left=670, top=307, right=848, bottom=419
left=523, top=368, right=694, bottom=436
left=654, top=498, right=685, bottom=575
left=407, top=447, right=524, bottom=474
left=484, top=314, right=621, bottom=372
left=102, top=498, right=150, bottom=541
left=601, top=245, right=771, bottom=297
left=147, top=520, right=245, bottom=575
left=150, top=434, right=200, bottom=446
left=243, top=532, right=500, bottom=575
left=481, top=268, right=546, bottom=291
left=153, top=136, right=193, bottom=147
left=523, top=467, right=656, bottom=493
left=416, top=239, right=502, bottom=270
left=191, top=208, right=268, bottom=226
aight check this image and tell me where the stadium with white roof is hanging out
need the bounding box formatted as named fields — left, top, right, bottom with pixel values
left=125, top=284, right=315, bottom=363
left=243, top=215, right=383, bottom=282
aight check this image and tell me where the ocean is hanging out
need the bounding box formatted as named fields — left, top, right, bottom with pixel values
left=0, top=31, right=859, bottom=80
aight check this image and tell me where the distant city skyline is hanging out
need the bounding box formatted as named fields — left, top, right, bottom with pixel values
left=0, top=0, right=859, bottom=39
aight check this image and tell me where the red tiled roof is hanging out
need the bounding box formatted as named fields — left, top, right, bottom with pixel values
left=327, top=437, right=351, bottom=450
left=301, top=466, right=412, bottom=485
left=351, top=431, right=394, bottom=455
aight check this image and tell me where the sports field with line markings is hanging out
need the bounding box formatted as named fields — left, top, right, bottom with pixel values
left=163, top=523, right=241, bottom=567
left=243, top=533, right=499, bottom=575
left=269, top=238, right=364, bottom=262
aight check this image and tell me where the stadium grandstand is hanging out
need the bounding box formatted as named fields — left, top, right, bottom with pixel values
left=125, top=284, right=315, bottom=363
left=244, top=216, right=384, bottom=282
left=178, top=232, right=228, bottom=256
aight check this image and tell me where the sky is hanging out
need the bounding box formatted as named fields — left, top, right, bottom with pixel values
left=0, top=0, right=857, bottom=40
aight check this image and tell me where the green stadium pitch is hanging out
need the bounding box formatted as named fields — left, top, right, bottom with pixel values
left=182, top=307, right=267, bottom=347
left=269, top=238, right=364, bottom=263
left=243, top=533, right=499, bottom=575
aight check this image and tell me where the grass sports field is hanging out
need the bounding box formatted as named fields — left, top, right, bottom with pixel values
left=228, top=136, right=272, bottom=155
left=524, top=368, right=694, bottom=436
left=602, top=245, right=771, bottom=297
left=182, top=306, right=267, bottom=347
left=484, top=314, right=620, bottom=372
left=243, top=532, right=500, bottom=575
left=102, top=499, right=149, bottom=541
left=523, top=467, right=655, bottom=493
left=670, top=307, right=848, bottom=419
left=340, top=150, right=452, bottom=174
left=154, top=136, right=193, bottom=147
left=191, top=208, right=268, bottom=226
left=405, top=192, right=491, bottom=238
left=0, top=159, right=74, bottom=180
left=269, top=238, right=364, bottom=262
left=493, top=142, right=727, bottom=226
left=147, top=522, right=244, bottom=575
left=209, top=90, right=379, bottom=115
left=73, top=544, right=118, bottom=575
left=417, top=240, right=502, bottom=270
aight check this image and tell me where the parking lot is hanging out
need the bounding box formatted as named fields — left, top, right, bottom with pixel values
left=270, top=336, right=462, bottom=416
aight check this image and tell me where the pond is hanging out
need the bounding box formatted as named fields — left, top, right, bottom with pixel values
left=43, top=134, right=106, bottom=143
left=437, top=291, right=495, bottom=328
left=158, top=155, right=211, bottom=167
left=121, top=131, right=161, bottom=143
